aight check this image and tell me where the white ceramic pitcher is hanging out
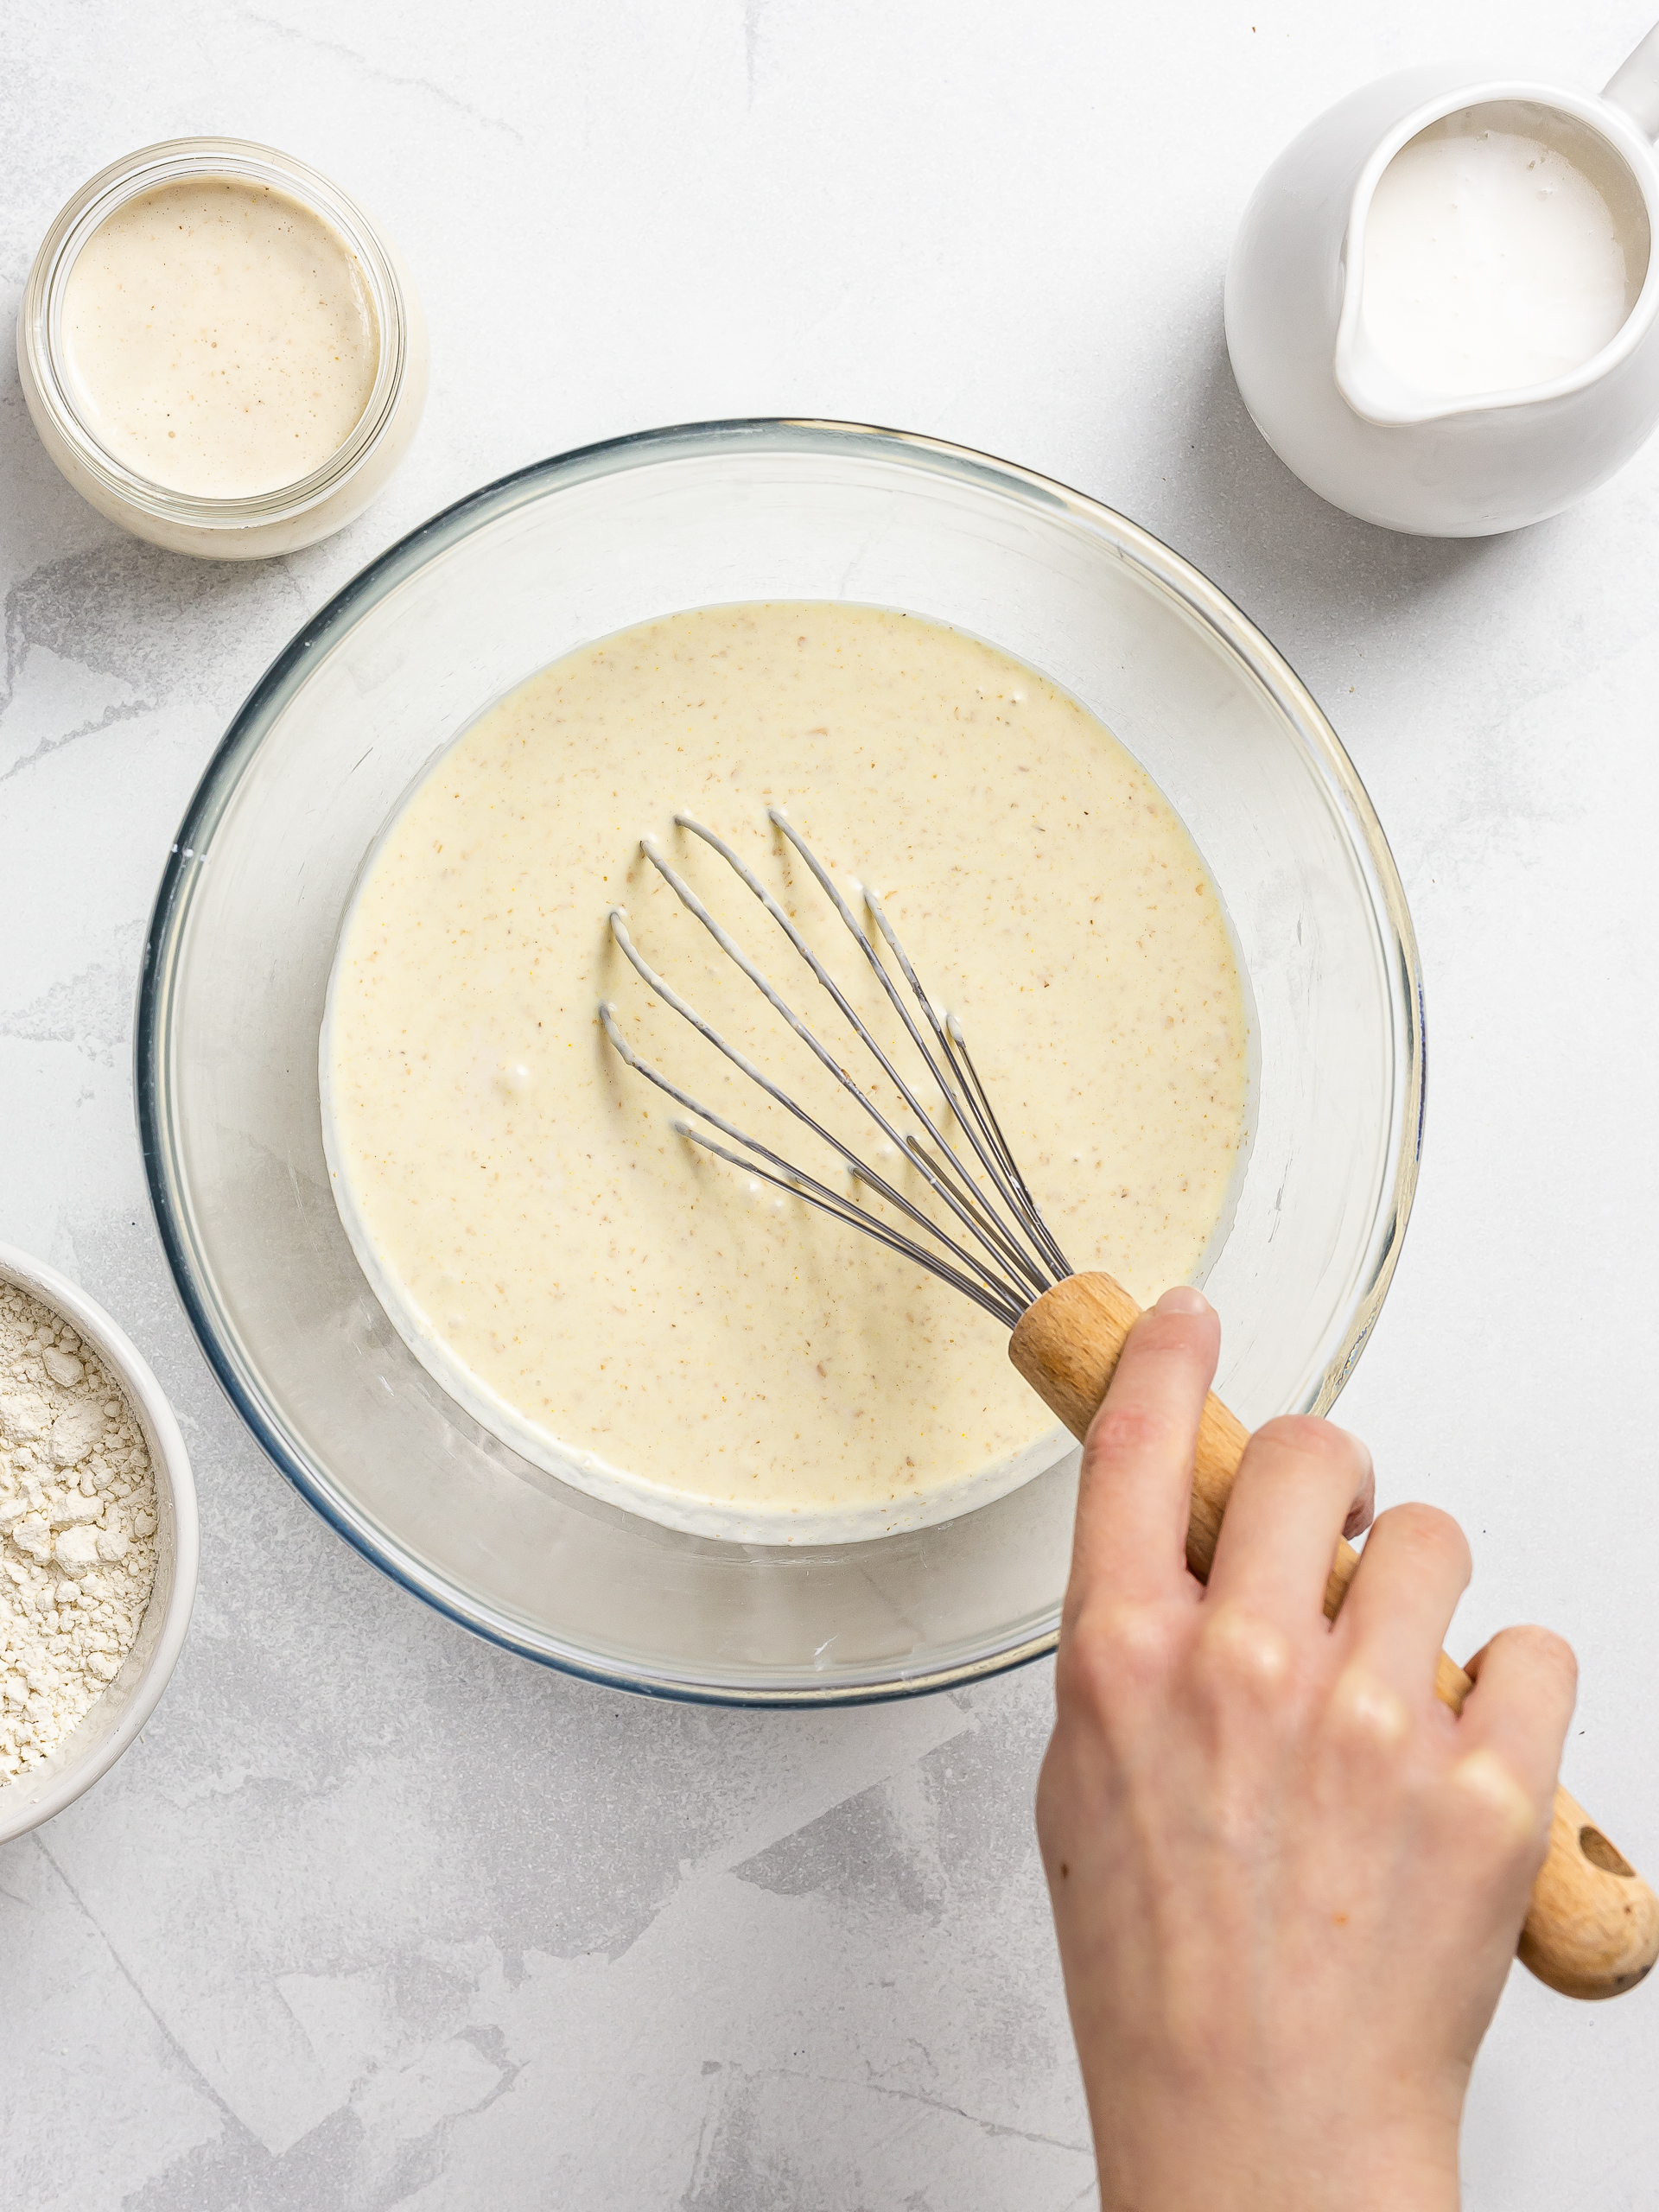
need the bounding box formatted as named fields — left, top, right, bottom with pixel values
left=1225, top=27, right=1659, bottom=534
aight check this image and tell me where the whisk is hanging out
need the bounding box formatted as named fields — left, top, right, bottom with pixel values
left=601, top=808, right=1654, bottom=2003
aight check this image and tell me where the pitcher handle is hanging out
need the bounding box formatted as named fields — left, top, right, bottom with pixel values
left=1605, top=19, right=1659, bottom=137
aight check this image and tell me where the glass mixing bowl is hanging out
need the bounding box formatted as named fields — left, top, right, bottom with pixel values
left=137, top=420, right=1423, bottom=1704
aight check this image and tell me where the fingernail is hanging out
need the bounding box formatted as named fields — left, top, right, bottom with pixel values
left=1155, top=1286, right=1210, bottom=1316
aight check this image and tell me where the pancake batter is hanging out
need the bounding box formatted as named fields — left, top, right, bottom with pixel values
left=323, top=603, right=1249, bottom=1540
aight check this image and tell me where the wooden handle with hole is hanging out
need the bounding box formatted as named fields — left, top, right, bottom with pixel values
left=1009, top=1272, right=1658, bottom=2001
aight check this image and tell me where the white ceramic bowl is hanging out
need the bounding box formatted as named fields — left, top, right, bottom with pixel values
left=0, top=1244, right=198, bottom=1841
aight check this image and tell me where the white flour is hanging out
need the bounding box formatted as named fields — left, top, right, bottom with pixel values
left=0, top=1281, right=159, bottom=1779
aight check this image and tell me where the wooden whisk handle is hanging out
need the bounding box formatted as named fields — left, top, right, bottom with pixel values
left=1009, top=1271, right=1658, bottom=2002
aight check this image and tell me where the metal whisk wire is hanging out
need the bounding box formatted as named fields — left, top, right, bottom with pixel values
left=600, top=810, right=1072, bottom=1329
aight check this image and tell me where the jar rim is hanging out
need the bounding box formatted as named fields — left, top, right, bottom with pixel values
left=19, top=137, right=413, bottom=530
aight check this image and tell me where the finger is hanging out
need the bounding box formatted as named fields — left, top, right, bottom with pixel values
left=1204, top=1415, right=1372, bottom=1625
left=1344, top=1463, right=1376, bottom=1541
left=1457, top=1625, right=1577, bottom=1814
left=1336, top=1502, right=1471, bottom=1701
left=1067, top=1287, right=1220, bottom=1611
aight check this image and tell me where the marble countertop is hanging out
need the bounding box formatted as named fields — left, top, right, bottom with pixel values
left=4, top=2, right=1658, bottom=2204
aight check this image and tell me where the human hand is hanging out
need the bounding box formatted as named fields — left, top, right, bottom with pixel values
left=1036, top=1287, right=1576, bottom=2212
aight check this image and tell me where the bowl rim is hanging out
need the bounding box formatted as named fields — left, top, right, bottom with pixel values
left=135, top=416, right=1426, bottom=1706
left=0, top=1241, right=200, bottom=1838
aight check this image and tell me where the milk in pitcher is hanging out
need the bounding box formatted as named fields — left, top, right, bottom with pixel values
left=1360, top=105, right=1644, bottom=397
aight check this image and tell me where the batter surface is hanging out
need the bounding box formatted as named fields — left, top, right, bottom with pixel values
left=62, top=177, right=378, bottom=497
left=323, top=603, right=1249, bottom=1540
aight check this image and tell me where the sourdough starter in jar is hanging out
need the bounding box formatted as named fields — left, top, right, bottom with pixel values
left=60, top=176, right=378, bottom=496
left=323, top=603, right=1250, bottom=1541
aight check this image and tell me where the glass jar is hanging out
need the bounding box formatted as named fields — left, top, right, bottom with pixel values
left=16, top=137, right=428, bottom=560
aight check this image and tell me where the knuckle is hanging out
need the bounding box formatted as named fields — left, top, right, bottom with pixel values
left=1059, top=1599, right=1177, bottom=1714
left=1327, top=1662, right=1413, bottom=1755
left=1083, top=1402, right=1179, bottom=1469
left=1192, top=1603, right=1294, bottom=1703
left=1445, top=1747, right=1548, bottom=1855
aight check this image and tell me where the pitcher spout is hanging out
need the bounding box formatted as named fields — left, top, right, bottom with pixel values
left=1333, top=297, right=1459, bottom=426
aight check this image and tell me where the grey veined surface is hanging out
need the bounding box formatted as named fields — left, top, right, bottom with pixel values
left=12, top=0, right=1647, bottom=2201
